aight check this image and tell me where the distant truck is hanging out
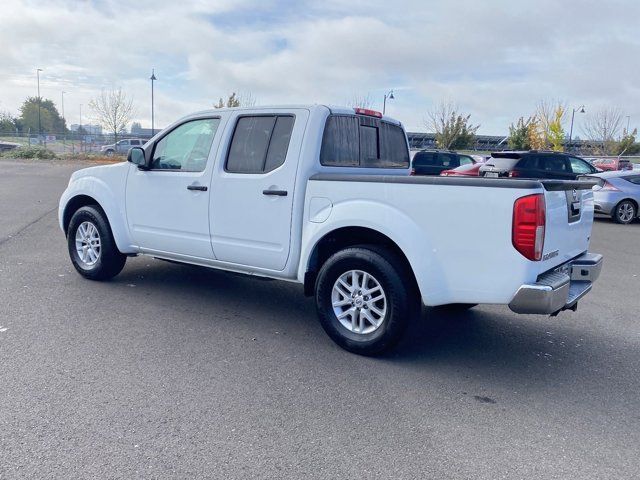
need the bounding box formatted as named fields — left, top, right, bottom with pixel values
left=100, top=138, right=146, bottom=156
left=59, top=105, right=602, bottom=355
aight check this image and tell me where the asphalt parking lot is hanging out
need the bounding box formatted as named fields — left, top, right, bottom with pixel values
left=1, top=159, right=639, bottom=479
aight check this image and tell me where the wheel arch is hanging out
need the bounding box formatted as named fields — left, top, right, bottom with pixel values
left=302, top=226, right=420, bottom=299
left=61, top=188, right=135, bottom=253
left=62, top=194, right=102, bottom=234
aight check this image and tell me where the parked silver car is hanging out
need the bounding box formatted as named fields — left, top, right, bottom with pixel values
left=100, top=138, right=145, bottom=156
left=589, top=171, right=640, bottom=224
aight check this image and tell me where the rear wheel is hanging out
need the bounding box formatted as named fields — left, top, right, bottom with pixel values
left=67, top=206, right=126, bottom=280
left=315, top=246, right=418, bottom=355
left=105, top=149, right=114, bottom=157
left=613, top=200, right=637, bottom=224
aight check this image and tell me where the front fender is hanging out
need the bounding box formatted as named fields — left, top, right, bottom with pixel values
left=59, top=172, right=136, bottom=254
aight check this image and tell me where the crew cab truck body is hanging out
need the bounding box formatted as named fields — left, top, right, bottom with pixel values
left=59, top=105, right=602, bottom=354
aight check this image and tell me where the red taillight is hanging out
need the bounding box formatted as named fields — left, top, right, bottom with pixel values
left=513, top=194, right=545, bottom=261
left=509, top=170, right=521, bottom=177
left=353, top=107, right=383, bottom=118
left=410, top=167, right=416, bottom=176
left=602, top=180, right=620, bottom=191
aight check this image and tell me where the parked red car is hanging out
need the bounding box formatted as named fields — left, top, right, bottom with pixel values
left=591, top=158, right=633, bottom=171
left=440, top=162, right=484, bottom=176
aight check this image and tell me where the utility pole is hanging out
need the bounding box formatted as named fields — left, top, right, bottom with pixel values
left=79, top=104, right=83, bottom=153
left=36, top=68, right=43, bottom=144
left=568, top=105, right=585, bottom=151
left=150, top=69, right=157, bottom=136
left=61, top=91, right=66, bottom=149
left=382, top=90, right=394, bottom=115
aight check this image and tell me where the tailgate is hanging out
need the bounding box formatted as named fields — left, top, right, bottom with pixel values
left=538, top=180, right=596, bottom=272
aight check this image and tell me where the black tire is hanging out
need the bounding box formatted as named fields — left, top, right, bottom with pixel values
left=612, top=200, right=637, bottom=224
left=105, top=150, right=114, bottom=157
left=315, top=246, right=418, bottom=355
left=67, top=205, right=126, bottom=280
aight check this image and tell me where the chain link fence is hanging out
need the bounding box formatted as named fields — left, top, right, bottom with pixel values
left=0, top=132, right=151, bottom=156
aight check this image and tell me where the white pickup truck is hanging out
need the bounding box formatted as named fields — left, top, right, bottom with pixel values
left=59, top=105, right=602, bottom=355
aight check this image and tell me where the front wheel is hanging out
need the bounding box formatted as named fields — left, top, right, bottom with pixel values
left=315, top=246, right=418, bottom=355
left=613, top=200, right=637, bottom=224
left=67, top=206, right=126, bottom=280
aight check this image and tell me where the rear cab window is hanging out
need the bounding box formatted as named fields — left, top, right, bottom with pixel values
left=320, top=114, right=409, bottom=169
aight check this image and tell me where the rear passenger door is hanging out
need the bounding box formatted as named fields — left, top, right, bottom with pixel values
left=209, top=110, right=308, bottom=271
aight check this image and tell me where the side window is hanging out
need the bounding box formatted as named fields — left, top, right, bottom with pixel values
left=118, top=140, right=129, bottom=146
left=226, top=115, right=294, bottom=174
left=320, top=114, right=409, bottom=168
left=459, top=155, right=474, bottom=166
left=540, top=155, right=568, bottom=172
left=130, top=140, right=140, bottom=146
left=151, top=118, right=220, bottom=172
left=570, top=157, right=595, bottom=174
left=412, top=152, right=435, bottom=166
left=625, top=176, right=640, bottom=185
left=437, top=153, right=456, bottom=167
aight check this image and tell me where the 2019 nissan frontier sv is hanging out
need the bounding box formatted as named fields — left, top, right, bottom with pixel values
left=59, top=105, right=602, bottom=355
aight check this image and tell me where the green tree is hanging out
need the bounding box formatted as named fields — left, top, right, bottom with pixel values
left=616, top=128, right=640, bottom=155
left=548, top=105, right=566, bottom=152
left=527, top=117, right=546, bottom=150
left=508, top=117, right=532, bottom=150
left=426, top=101, right=479, bottom=149
left=0, top=111, right=18, bottom=134
left=214, top=92, right=256, bottom=109
left=18, top=97, right=67, bottom=134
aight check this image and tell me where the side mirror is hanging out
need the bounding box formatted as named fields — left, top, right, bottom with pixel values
left=128, top=147, right=147, bottom=168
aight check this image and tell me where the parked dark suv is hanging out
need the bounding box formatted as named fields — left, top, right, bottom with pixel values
left=479, top=151, right=598, bottom=179
left=411, top=149, right=476, bottom=176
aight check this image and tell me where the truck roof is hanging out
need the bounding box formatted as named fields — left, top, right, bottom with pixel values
left=185, top=104, right=402, bottom=127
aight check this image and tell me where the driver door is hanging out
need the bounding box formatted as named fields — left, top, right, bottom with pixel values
left=125, top=117, right=222, bottom=260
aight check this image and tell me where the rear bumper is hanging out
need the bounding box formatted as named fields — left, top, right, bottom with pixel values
left=509, top=252, right=603, bottom=315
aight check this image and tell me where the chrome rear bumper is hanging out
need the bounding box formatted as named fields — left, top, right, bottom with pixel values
left=509, top=252, right=603, bottom=315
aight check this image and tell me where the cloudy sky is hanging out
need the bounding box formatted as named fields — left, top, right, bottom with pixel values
left=1, top=0, right=639, bottom=134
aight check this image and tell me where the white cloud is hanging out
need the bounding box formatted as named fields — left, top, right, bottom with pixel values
left=0, top=0, right=639, bottom=134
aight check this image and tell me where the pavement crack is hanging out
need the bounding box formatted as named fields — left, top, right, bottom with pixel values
left=0, top=206, right=59, bottom=248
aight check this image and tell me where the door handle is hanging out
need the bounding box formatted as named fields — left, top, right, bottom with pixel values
left=187, top=184, right=208, bottom=191
left=262, top=189, right=288, bottom=196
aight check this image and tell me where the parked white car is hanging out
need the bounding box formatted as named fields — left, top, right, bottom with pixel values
left=59, top=105, right=602, bottom=354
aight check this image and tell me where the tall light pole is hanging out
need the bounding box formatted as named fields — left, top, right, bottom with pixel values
left=61, top=91, right=66, bottom=127
left=79, top=104, right=83, bottom=153
left=568, top=105, right=585, bottom=150
left=150, top=68, right=157, bottom=136
left=626, top=115, right=631, bottom=133
left=36, top=68, right=43, bottom=142
left=382, top=90, right=394, bottom=115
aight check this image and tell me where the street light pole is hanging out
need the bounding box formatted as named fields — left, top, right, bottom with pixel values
left=568, top=105, right=585, bottom=151
left=382, top=90, right=394, bottom=115
left=61, top=91, right=66, bottom=148
left=36, top=68, right=43, bottom=143
left=626, top=115, right=631, bottom=133
left=150, top=69, right=157, bottom=137
left=61, top=91, right=66, bottom=125
left=79, top=104, right=83, bottom=153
